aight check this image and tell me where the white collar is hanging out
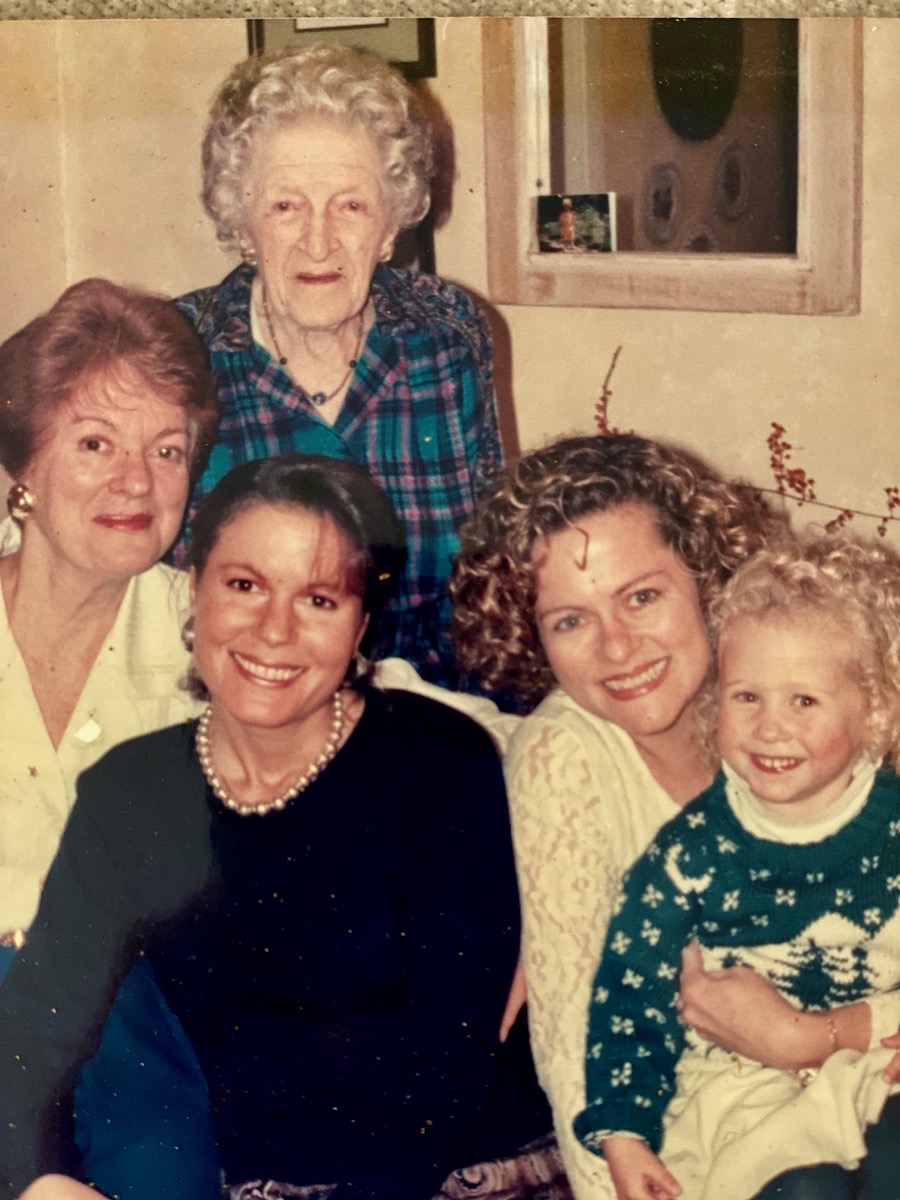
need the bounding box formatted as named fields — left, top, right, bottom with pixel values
left=723, top=756, right=879, bottom=844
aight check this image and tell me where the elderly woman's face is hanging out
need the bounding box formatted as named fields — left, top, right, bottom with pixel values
left=21, top=365, right=190, bottom=581
left=242, top=117, right=399, bottom=334
left=534, top=502, right=711, bottom=749
left=190, top=502, right=367, bottom=736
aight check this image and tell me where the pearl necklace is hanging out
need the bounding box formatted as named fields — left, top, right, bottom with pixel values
left=261, top=286, right=363, bottom=407
left=196, top=691, right=345, bottom=817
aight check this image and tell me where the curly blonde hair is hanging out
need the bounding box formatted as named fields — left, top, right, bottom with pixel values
left=449, top=433, right=777, bottom=708
left=698, top=531, right=900, bottom=771
left=202, top=42, right=434, bottom=252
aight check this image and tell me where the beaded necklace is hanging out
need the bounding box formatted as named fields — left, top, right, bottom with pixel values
left=261, top=287, right=363, bottom=407
left=196, top=691, right=344, bottom=817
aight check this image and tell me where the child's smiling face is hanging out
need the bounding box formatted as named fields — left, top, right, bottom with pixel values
left=716, top=612, right=876, bottom=820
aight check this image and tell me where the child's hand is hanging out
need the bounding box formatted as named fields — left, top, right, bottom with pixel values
left=603, top=1134, right=682, bottom=1200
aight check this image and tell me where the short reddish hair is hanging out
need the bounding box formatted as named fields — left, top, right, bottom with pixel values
left=0, top=278, right=218, bottom=479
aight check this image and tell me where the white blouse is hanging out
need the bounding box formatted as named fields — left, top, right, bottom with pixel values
left=0, top=518, right=200, bottom=931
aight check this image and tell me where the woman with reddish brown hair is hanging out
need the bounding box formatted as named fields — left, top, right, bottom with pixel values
left=0, top=278, right=222, bottom=1199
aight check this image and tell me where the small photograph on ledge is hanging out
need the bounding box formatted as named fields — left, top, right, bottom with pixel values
left=537, top=193, right=617, bottom=254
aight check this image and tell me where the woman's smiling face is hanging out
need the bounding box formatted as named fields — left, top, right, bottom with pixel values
left=717, top=613, right=873, bottom=820
left=20, top=364, right=191, bottom=582
left=534, top=502, right=712, bottom=748
left=190, top=501, right=368, bottom=736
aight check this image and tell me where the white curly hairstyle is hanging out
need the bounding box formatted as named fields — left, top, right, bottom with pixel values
left=202, top=42, right=434, bottom=252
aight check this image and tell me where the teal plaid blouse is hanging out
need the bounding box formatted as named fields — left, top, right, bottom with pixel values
left=174, top=264, right=503, bottom=686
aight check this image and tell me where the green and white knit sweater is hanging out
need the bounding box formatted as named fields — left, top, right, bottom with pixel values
left=573, top=768, right=900, bottom=1157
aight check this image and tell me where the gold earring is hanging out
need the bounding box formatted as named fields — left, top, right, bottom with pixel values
left=7, top=483, right=35, bottom=521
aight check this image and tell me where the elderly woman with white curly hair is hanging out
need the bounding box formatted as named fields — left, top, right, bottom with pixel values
left=173, top=42, right=502, bottom=688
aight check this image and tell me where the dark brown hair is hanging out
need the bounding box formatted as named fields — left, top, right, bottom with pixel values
left=189, top=453, right=406, bottom=625
left=0, top=277, right=219, bottom=479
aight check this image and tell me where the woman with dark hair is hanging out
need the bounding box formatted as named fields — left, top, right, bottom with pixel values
left=0, top=453, right=552, bottom=1200
left=0, top=277, right=222, bottom=1199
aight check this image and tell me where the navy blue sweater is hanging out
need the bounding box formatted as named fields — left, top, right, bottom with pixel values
left=0, top=689, right=548, bottom=1198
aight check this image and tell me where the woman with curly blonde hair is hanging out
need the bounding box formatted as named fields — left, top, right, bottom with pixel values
left=575, top=530, right=900, bottom=1200
left=449, top=432, right=859, bottom=1200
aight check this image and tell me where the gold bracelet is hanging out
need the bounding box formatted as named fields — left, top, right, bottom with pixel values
left=826, top=1012, right=839, bottom=1054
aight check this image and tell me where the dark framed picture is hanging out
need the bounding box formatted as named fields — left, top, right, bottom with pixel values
left=247, top=18, right=436, bottom=81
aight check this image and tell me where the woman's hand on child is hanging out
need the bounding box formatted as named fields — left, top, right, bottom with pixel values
left=679, top=942, right=817, bottom=1069
left=680, top=943, right=873, bottom=1068
left=678, top=941, right=795, bottom=1062
left=603, top=1135, right=682, bottom=1200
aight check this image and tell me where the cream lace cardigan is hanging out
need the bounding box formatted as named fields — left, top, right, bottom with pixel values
left=505, top=688, right=680, bottom=1200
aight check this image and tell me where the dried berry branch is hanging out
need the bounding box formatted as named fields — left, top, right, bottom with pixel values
left=766, top=422, right=817, bottom=505
left=763, top=422, right=900, bottom=537
left=594, top=345, right=624, bottom=436
left=824, top=508, right=855, bottom=535
left=878, top=487, right=900, bottom=537
left=591, top=374, right=900, bottom=537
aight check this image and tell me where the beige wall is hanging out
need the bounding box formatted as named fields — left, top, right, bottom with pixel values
left=0, top=17, right=243, bottom=336
left=0, top=22, right=68, bottom=326
left=1, top=17, right=898, bottom=544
